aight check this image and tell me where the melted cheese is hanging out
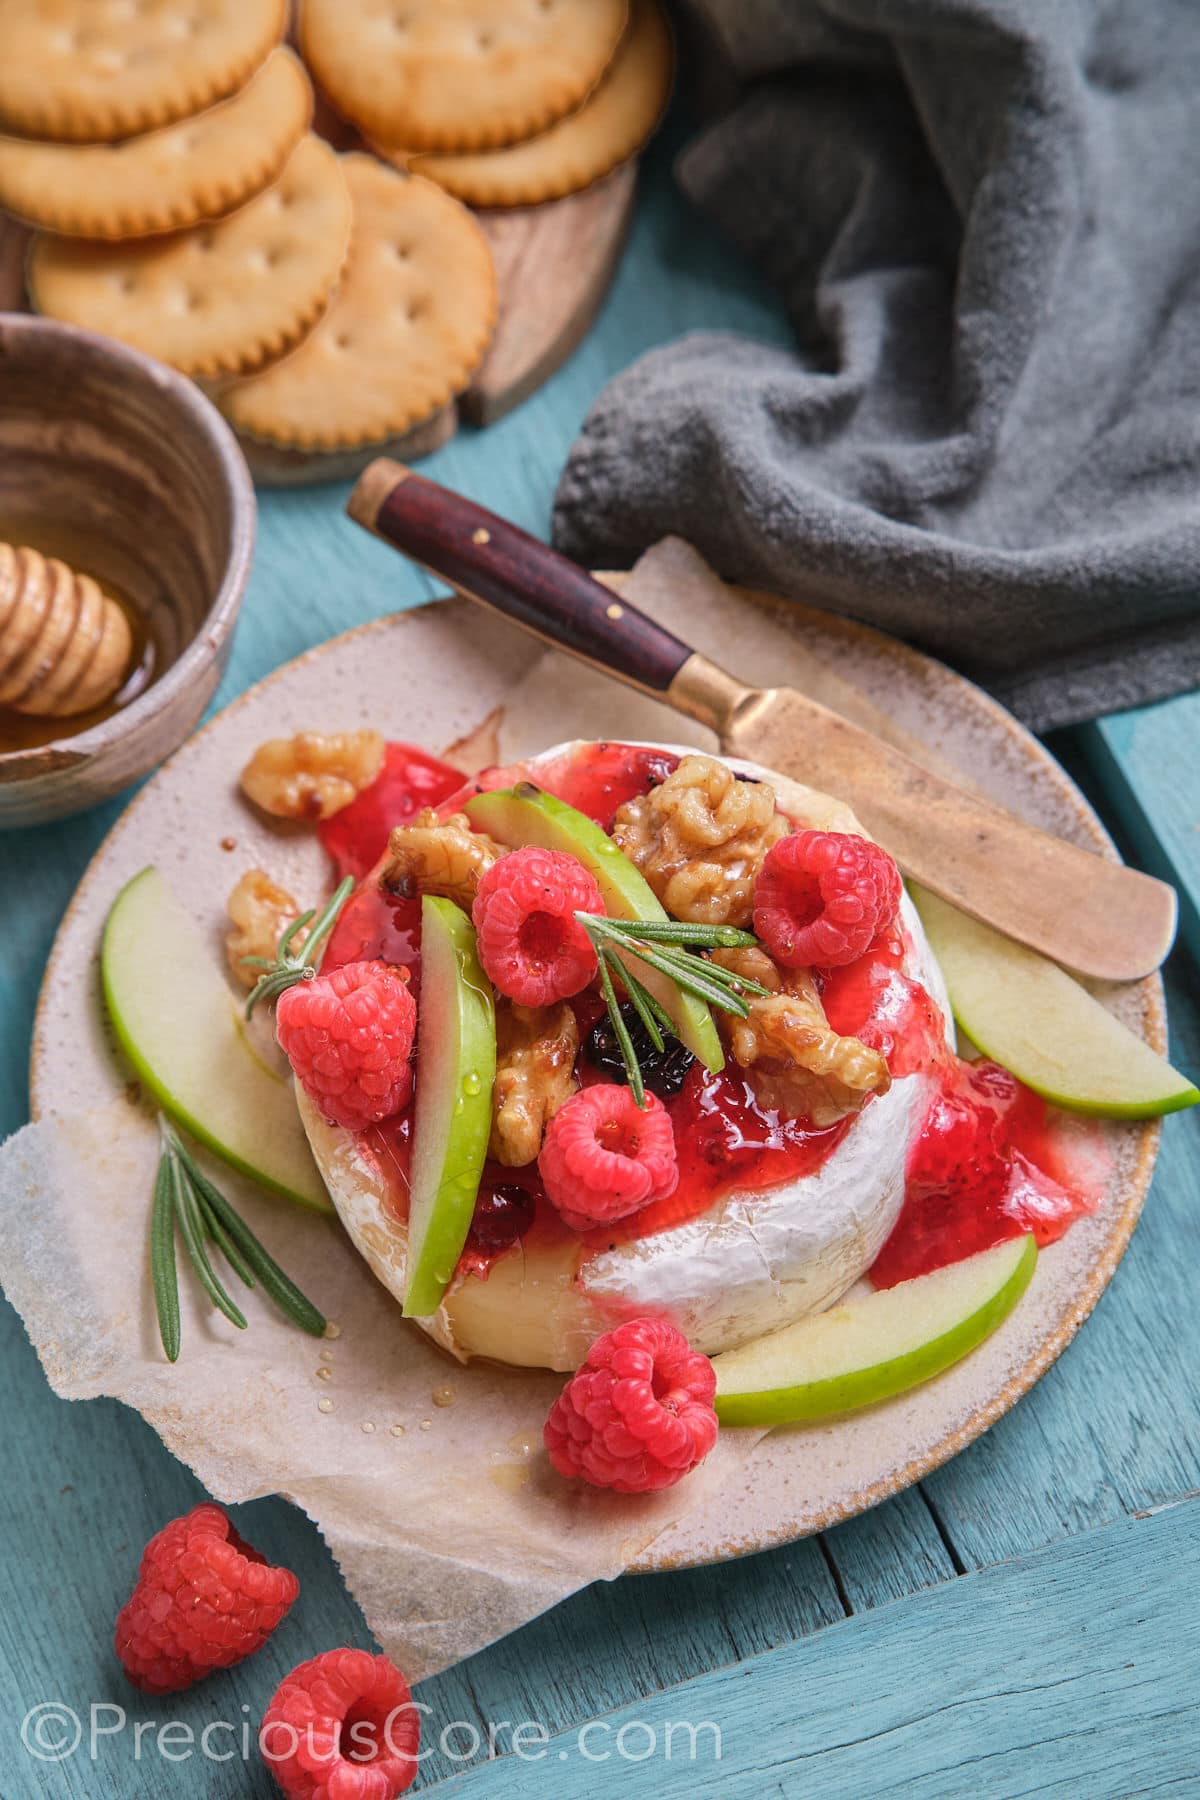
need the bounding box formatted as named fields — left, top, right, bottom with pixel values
left=299, top=743, right=950, bottom=1371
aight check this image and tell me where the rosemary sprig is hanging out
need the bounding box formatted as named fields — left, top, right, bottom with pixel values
left=196, top=1191, right=256, bottom=1290
left=175, top=1137, right=327, bottom=1339
left=582, top=914, right=771, bottom=1011
left=596, top=949, right=645, bottom=1105
left=616, top=958, right=669, bottom=1055
left=243, top=876, right=354, bottom=1018
left=151, top=1118, right=326, bottom=1362
left=172, top=1153, right=248, bottom=1332
left=588, top=918, right=762, bottom=948
left=151, top=1143, right=181, bottom=1364
left=576, top=912, right=772, bottom=1105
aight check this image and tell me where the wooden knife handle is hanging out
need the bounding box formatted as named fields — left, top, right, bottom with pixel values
left=347, top=460, right=695, bottom=693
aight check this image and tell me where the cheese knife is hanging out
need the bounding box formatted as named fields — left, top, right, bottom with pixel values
left=347, top=460, right=1176, bottom=983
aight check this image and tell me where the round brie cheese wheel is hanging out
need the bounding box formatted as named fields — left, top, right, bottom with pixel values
left=298, top=742, right=950, bottom=1371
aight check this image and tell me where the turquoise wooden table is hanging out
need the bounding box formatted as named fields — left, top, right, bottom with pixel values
left=2, top=121, right=1199, bottom=1798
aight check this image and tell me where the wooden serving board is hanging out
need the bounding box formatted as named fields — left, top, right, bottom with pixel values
left=0, top=211, right=29, bottom=313
left=0, top=160, right=637, bottom=487
left=463, top=163, right=637, bottom=428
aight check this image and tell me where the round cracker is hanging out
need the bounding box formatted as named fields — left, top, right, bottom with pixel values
left=299, top=0, right=628, bottom=153
left=0, top=49, right=312, bottom=240
left=221, top=155, right=496, bottom=450
left=0, top=0, right=287, bottom=144
left=390, top=0, right=673, bottom=208
left=28, top=134, right=352, bottom=380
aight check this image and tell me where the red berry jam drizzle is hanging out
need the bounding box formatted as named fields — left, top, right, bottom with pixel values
left=820, top=925, right=1105, bottom=1284
left=319, top=741, right=469, bottom=882
left=873, top=1056, right=1106, bottom=1288
left=516, top=740, right=681, bottom=828
left=327, top=740, right=1106, bottom=1286
left=319, top=742, right=468, bottom=979
left=820, top=927, right=945, bottom=1080
left=620, top=1066, right=851, bottom=1244
left=363, top=1063, right=851, bottom=1273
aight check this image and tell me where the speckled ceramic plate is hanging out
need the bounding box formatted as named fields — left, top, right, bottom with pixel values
left=31, top=581, right=1161, bottom=1572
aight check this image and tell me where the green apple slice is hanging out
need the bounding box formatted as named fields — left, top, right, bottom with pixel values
left=465, top=782, right=724, bottom=1070
left=911, top=885, right=1198, bottom=1119
left=100, top=866, right=331, bottom=1212
left=713, top=1234, right=1037, bottom=1426
left=403, top=895, right=496, bottom=1318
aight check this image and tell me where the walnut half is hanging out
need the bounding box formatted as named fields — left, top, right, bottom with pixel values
left=383, top=809, right=503, bottom=912
left=225, top=868, right=304, bottom=990
left=240, top=730, right=385, bottom=822
left=489, top=1000, right=580, bottom=1167
left=713, top=945, right=890, bottom=1127
left=612, top=753, right=788, bottom=927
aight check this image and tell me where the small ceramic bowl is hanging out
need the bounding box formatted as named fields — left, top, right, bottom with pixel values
left=0, top=313, right=255, bottom=827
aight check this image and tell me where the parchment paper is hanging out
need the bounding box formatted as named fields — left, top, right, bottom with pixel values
left=0, top=537, right=1149, bottom=1677
left=0, top=553, right=797, bottom=1680
left=0, top=1099, right=763, bottom=1679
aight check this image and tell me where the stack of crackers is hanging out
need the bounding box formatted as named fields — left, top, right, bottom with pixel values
left=0, top=0, right=672, bottom=466
left=306, top=0, right=674, bottom=210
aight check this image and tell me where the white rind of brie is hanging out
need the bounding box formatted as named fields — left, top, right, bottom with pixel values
left=297, top=741, right=951, bottom=1372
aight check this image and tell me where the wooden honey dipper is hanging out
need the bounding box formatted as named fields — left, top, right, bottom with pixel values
left=0, top=542, right=133, bottom=718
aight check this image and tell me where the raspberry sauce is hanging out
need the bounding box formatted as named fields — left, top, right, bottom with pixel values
left=611, top=1066, right=851, bottom=1244
left=871, top=1057, right=1107, bottom=1288
left=319, top=741, right=467, bottom=881
left=331, top=739, right=1107, bottom=1288
left=323, top=880, right=423, bottom=983
left=821, top=936, right=1106, bottom=1289
left=363, top=1067, right=851, bottom=1270
left=820, top=927, right=946, bottom=1079
left=503, top=740, right=680, bottom=828
left=319, top=742, right=468, bottom=979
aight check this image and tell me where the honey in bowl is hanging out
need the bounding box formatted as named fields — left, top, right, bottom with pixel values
left=0, top=513, right=159, bottom=755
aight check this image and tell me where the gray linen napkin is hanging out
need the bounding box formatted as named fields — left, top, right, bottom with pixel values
left=554, top=0, right=1200, bottom=731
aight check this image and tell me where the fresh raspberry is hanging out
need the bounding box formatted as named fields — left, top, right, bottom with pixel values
left=538, top=1084, right=678, bottom=1232
left=261, top=1648, right=419, bottom=1800
left=114, top=1504, right=298, bottom=1694
left=754, top=830, right=902, bottom=968
left=277, top=958, right=416, bottom=1131
left=544, top=1317, right=718, bottom=1493
left=472, top=846, right=603, bottom=1005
